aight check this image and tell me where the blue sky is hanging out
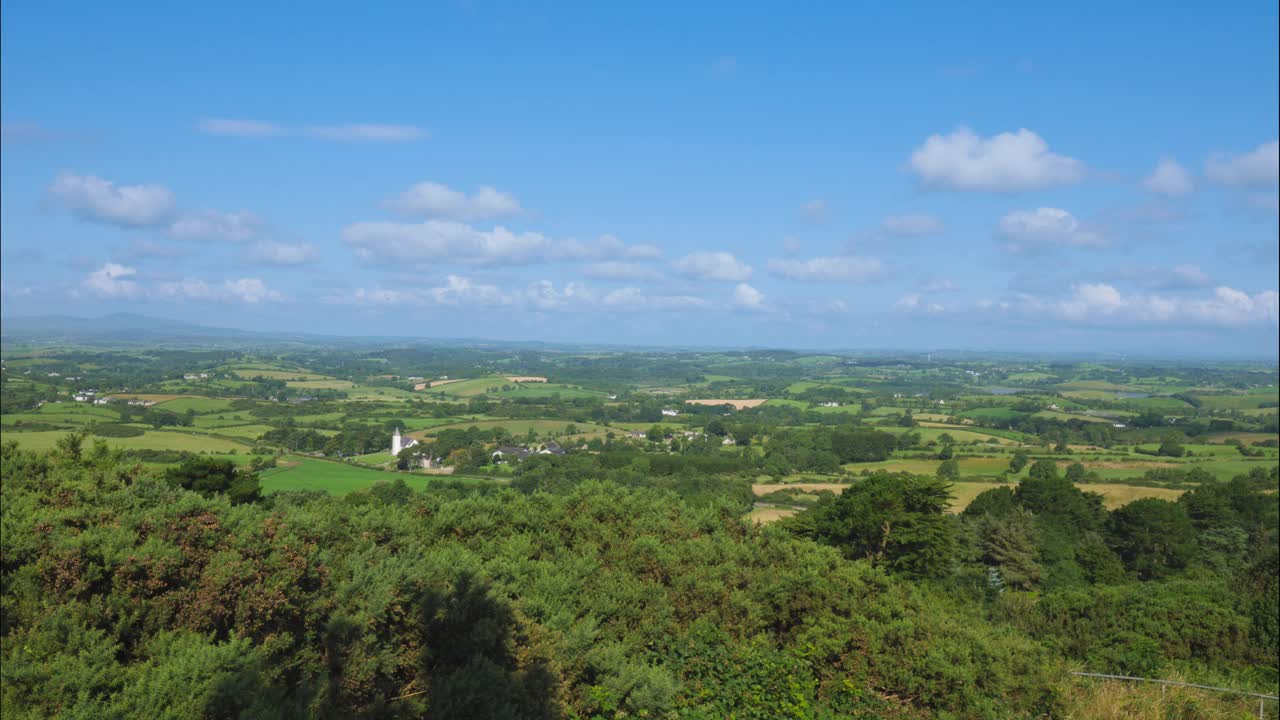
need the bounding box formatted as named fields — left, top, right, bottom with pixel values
left=2, top=1, right=1277, bottom=355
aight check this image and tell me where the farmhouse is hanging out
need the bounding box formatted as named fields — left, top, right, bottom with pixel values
left=538, top=441, right=566, bottom=456
left=661, top=409, right=680, bottom=417
left=492, top=445, right=532, bottom=462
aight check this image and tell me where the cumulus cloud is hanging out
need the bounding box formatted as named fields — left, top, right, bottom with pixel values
left=167, top=210, right=262, bottom=242
left=1143, top=157, right=1194, bottom=196
left=1050, top=284, right=1278, bottom=327
left=907, top=127, right=1084, bottom=191
left=81, top=263, right=280, bottom=303
left=986, top=284, right=1278, bottom=328
left=49, top=173, right=177, bottom=227
left=674, top=251, right=753, bottom=281
left=386, top=181, right=522, bottom=220
left=342, top=277, right=708, bottom=313
left=198, top=118, right=426, bottom=142
left=247, top=241, right=318, bottom=266
left=882, top=213, right=943, bottom=237
left=84, top=263, right=143, bottom=299
left=49, top=172, right=268, bottom=244
left=767, top=255, right=883, bottom=282
left=997, top=207, right=1105, bottom=254
left=344, top=221, right=551, bottom=265
left=1205, top=140, right=1279, bottom=187
left=344, top=220, right=656, bottom=267
left=600, top=288, right=710, bottom=312
left=732, top=283, right=767, bottom=311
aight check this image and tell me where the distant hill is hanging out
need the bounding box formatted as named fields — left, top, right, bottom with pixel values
left=1, top=313, right=260, bottom=339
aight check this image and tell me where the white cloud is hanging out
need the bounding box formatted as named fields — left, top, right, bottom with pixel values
left=601, top=287, right=709, bottom=312
left=199, top=118, right=425, bottom=142
left=387, top=181, right=522, bottom=220
left=1205, top=140, right=1279, bottom=187
left=167, top=210, right=262, bottom=242
left=344, top=220, right=553, bottom=265
left=999, top=283, right=1278, bottom=328
left=894, top=293, right=947, bottom=314
left=732, top=283, right=767, bottom=311
left=907, top=127, right=1084, bottom=191
left=997, top=207, right=1105, bottom=254
left=247, top=241, right=318, bottom=266
left=81, top=263, right=279, bottom=303
left=342, top=277, right=709, bottom=313
left=197, top=118, right=283, bottom=137
left=767, top=255, right=883, bottom=282
left=882, top=213, right=943, bottom=237
left=800, top=199, right=829, bottom=222
left=1143, top=157, right=1194, bottom=196
left=782, top=236, right=803, bottom=255
left=674, top=251, right=753, bottom=281
left=555, top=234, right=662, bottom=261
left=49, top=173, right=177, bottom=227
left=343, top=220, right=656, bottom=267
left=580, top=261, right=664, bottom=281
left=305, top=124, right=425, bottom=142
left=83, top=263, right=143, bottom=299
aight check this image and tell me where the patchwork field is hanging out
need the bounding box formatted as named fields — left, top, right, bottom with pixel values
left=750, top=480, right=1184, bottom=514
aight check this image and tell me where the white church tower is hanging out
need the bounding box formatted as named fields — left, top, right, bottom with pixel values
left=391, top=426, right=404, bottom=454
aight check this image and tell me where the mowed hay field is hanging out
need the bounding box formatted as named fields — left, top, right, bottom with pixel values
left=686, top=399, right=768, bottom=409
left=750, top=480, right=1184, bottom=514
left=2, top=429, right=247, bottom=453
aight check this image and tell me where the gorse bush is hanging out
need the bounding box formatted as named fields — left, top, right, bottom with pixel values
left=2, top=440, right=1276, bottom=719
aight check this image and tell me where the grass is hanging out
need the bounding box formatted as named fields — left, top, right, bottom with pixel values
left=410, top=418, right=613, bottom=439
left=959, top=407, right=1028, bottom=422
left=3, top=429, right=248, bottom=453
left=232, top=369, right=330, bottom=380
left=286, top=379, right=356, bottom=390
left=259, top=456, right=440, bottom=494
left=155, top=397, right=236, bottom=413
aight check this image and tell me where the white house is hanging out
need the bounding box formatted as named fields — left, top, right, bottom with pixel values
left=390, top=427, right=418, bottom=455
left=661, top=409, right=680, bottom=417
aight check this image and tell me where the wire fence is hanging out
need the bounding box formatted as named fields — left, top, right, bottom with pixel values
left=1072, top=671, right=1279, bottom=719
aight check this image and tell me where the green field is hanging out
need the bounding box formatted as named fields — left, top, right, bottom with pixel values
left=2, top=429, right=248, bottom=453
left=258, top=456, right=427, bottom=494
left=411, top=418, right=613, bottom=439
left=156, top=397, right=237, bottom=413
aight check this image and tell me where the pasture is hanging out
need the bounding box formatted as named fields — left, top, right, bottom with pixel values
left=2, top=429, right=247, bottom=453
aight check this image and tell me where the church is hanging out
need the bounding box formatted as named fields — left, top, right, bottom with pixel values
left=390, top=427, right=417, bottom=455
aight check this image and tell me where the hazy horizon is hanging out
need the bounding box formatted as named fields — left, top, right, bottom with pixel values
left=2, top=2, right=1278, bottom=355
